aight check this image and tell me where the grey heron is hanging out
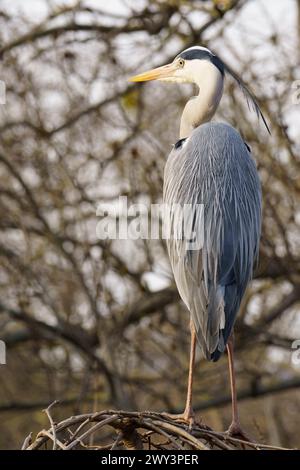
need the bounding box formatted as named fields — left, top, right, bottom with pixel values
left=130, top=46, right=269, bottom=439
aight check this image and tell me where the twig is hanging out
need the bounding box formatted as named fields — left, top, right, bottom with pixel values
left=21, top=432, right=32, bottom=450
left=111, top=432, right=123, bottom=450
left=64, top=415, right=118, bottom=450
left=151, top=420, right=209, bottom=450
left=142, top=421, right=184, bottom=450
left=37, top=430, right=67, bottom=449
left=43, top=400, right=59, bottom=450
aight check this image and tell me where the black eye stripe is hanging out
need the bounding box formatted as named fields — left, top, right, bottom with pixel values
left=176, top=49, right=225, bottom=77
left=178, top=49, right=211, bottom=61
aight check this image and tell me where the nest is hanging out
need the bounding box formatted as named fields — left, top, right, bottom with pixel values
left=21, top=401, right=289, bottom=450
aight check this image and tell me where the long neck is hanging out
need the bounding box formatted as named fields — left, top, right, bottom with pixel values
left=179, top=65, right=224, bottom=139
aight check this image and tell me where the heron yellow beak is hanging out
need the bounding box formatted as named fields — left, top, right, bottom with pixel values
left=129, top=62, right=179, bottom=82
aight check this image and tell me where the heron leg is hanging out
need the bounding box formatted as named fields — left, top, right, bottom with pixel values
left=226, top=333, right=251, bottom=442
left=162, top=318, right=198, bottom=427
left=182, top=317, right=196, bottom=423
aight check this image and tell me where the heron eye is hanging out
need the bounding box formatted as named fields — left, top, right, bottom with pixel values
left=178, top=58, right=185, bottom=68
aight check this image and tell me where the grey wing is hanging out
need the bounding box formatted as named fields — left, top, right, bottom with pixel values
left=163, top=122, right=262, bottom=361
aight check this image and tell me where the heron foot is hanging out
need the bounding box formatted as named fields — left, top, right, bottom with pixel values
left=226, top=421, right=252, bottom=442
left=162, top=407, right=201, bottom=430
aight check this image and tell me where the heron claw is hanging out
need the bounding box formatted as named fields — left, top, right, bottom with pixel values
left=162, top=408, right=202, bottom=430
left=226, top=422, right=252, bottom=442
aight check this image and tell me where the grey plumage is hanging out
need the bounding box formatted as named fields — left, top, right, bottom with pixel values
left=163, top=122, right=262, bottom=361
left=129, top=45, right=266, bottom=364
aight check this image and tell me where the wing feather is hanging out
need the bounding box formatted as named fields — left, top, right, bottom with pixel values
left=163, top=122, right=262, bottom=360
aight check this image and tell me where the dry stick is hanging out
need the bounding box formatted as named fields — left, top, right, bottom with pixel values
left=210, top=438, right=235, bottom=451
left=111, top=432, right=123, bottom=450
left=151, top=420, right=209, bottom=451
left=21, top=432, right=32, bottom=450
left=142, top=430, right=161, bottom=450
left=142, top=421, right=184, bottom=450
left=38, top=430, right=67, bottom=449
left=195, top=432, right=234, bottom=451
left=27, top=413, right=98, bottom=450
left=202, top=429, right=291, bottom=451
left=65, top=417, right=92, bottom=444
left=64, top=415, right=118, bottom=450
left=67, top=419, right=114, bottom=450
left=251, top=442, right=294, bottom=451
left=81, top=442, right=112, bottom=450
left=43, top=400, right=59, bottom=450
left=200, top=429, right=259, bottom=449
left=192, top=429, right=236, bottom=449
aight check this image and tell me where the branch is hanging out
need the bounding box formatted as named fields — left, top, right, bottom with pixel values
left=0, top=302, right=118, bottom=402
left=0, top=7, right=176, bottom=57
left=260, top=285, right=300, bottom=325
left=24, top=408, right=294, bottom=451
left=121, top=280, right=300, bottom=330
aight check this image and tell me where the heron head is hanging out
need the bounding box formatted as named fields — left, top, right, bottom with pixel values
left=129, top=46, right=270, bottom=134
left=129, top=46, right=224, bottom=85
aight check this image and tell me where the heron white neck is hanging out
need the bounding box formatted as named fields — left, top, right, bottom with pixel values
left=179, top=62, right=224, bottom=139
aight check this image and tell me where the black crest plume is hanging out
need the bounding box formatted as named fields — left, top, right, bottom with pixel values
left=223, top=61, right=271, bottom=135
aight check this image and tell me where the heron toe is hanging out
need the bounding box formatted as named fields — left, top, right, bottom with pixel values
left=226, top=422, right=252, bottom=442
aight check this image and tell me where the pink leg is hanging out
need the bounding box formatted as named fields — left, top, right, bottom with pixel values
left=163, top=318, right=197, bottom=426
left=226, top=334, right=251, bottom=441
left=182, top=317, right=197, bottom=421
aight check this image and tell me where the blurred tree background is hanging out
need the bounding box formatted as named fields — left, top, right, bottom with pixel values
left=0, top=0, right=299, bottom=449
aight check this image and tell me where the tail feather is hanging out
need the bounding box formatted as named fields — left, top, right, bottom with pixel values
left=190, top=282, right=228, bottom=361
left=209, top=283, right=240, bottom=361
